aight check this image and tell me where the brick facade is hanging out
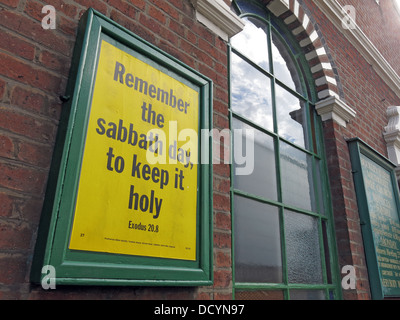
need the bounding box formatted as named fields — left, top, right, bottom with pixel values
left=336, top=0, right=400, bottom=76
left=0, top=0, right=399, bottom=300
left=304, top=0, right=400, bottom=300
left=0, top=0, right=231, bottom=300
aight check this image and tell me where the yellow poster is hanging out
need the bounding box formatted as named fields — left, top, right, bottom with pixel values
left=69, top=40, right=199, bottom=261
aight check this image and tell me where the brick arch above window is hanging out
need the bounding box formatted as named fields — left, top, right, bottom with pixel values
left=194, top=0, right=340, bottom=100
left=261, top=0, right=356, bottom=127
left=263, top=0, right=339, bottom=100
left=192, top=0, right=356, bottom=127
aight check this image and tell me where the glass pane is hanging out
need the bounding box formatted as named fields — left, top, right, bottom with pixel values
left=231, top=53, right=273, bottom=131
left=280, top=142, right=316, bottom=211
left=275, top=84, right=308, bottom=148
left=271, top=31, right=302, bottom=94
left=231, top=17, right=270, bottom=71
left=232, top=118, right=277, bottom=200
left=234, top=195, right=282, bottom=283
left=235, top=290, right=284, bottom=300
left=290, top=290, right=326, bottom=300
left=285, top=210, right=323, bottom=284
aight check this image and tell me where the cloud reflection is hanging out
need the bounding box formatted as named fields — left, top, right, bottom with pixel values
left=231, top=53, right=273, bottom=131
left=231, top=17, right=308, bottom=149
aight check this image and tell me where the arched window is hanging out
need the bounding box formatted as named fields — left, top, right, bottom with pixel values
left=230, top=0, right=341, bottom=300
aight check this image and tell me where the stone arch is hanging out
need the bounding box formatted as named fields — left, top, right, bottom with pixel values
left=264, top=0, right=342, bottom=101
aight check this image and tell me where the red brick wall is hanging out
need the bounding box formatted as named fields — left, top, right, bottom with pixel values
left=0, top=0, right=231, bottom=299
left=336, top=0, right=400, bottom=76
left=1, top=0, right=400, bottom=300
left=302, top=0, right=400, bottom=300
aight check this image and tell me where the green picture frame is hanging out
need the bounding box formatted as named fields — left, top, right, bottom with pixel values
left=348, top=138, right=400, bottom=299
left=31, top=9, right=213, bottom=286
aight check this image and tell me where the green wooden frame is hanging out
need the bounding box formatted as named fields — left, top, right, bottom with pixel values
left=30, top=9, right=213, bottom=286
left=348, top=138, right=400, bottom=299
left=229, top=0, right=342, bottom=300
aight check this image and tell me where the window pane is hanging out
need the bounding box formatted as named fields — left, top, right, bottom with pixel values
left=231, top=53, right=273, bottom=131
left=285, top=210, right=323, bottom=284
left=234, top=195, right=282, bottom=283
left=280, top=142, right=316, bottom=211
left=235, top=290, right=284, bottom=300
left=232, top=118, right=277, bottom=200
left=276, top=85, right=308, bottom=149
left=290, top=290, right=326, bottom=300
left=231, top=17, right=270, bottom=71
left=271, top=31, right=302, bottom=94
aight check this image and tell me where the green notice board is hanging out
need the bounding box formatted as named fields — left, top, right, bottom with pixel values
left=349, top=138, right=400, bottom=299
left=30, top=9, right=213, bottom=286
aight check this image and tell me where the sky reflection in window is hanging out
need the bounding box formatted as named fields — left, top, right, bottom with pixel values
left=231, top=17, right=269, bottom=71
left=231, top=52, right=273, bottom=131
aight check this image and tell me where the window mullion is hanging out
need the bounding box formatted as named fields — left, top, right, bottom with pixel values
left=280, top=205, right=289, bottom=287
left=231, top=112, right=276, bottom=139
left=231, top=48, right=273, bottom=79
left=274, top=77, right=306, bottom=101
left=318, top=216, right=329, bottom=285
